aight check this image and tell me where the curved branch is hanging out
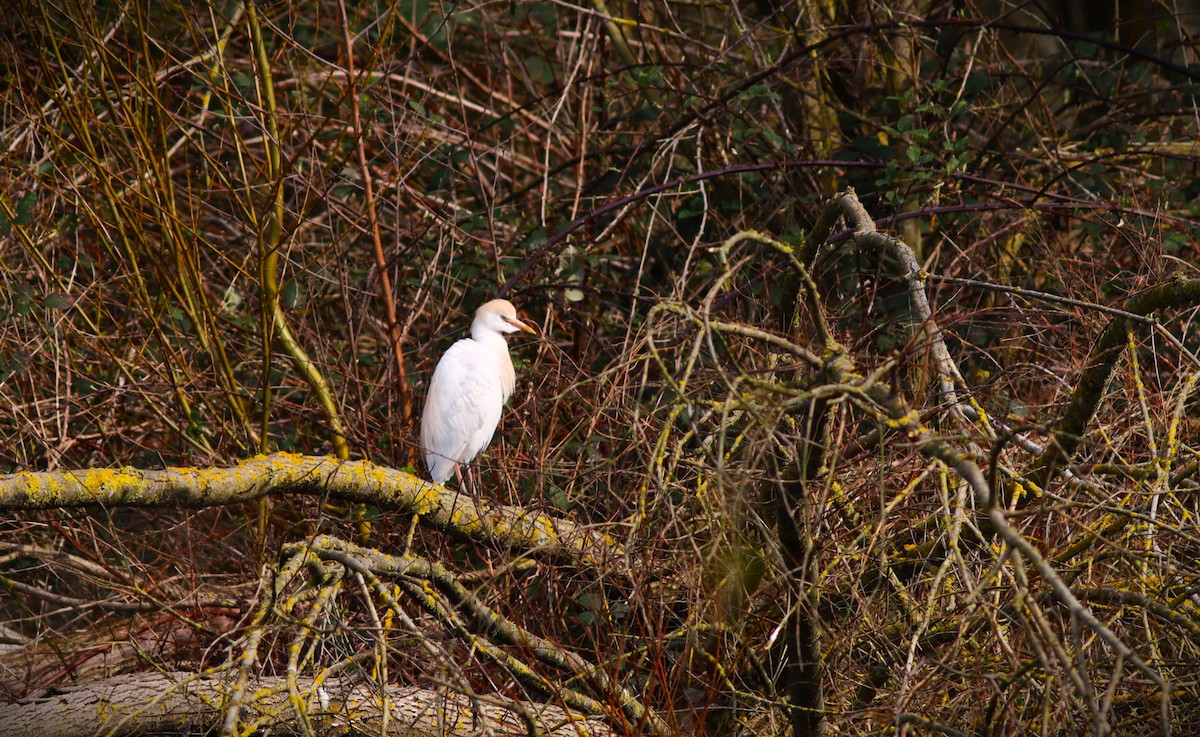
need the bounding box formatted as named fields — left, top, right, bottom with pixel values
left=304, top=536, right=669, bottom=736
left=1032, top=277, right=1200, bottom=486
left=836, top=361, right=1173, bottom=734
left=247, top=3, right=349, bottom=460
left=831, top=190, right=970, bottom=425
left=0, top=454, right=619, bottom=566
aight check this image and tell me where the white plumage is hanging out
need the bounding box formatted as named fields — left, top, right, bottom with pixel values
left=421, top=299, right=536, bottom=485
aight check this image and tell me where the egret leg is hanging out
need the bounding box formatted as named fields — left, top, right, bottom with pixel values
left=451, top=463, right=480, bottom=498
left=447, top=461, right=480, bottom=498
left=466, top=465, right=476, bottom=498
left=452, top=463, right=464, bottom=488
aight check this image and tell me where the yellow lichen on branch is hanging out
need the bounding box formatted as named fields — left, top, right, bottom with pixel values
left=0, top=454, right=619, bottom=565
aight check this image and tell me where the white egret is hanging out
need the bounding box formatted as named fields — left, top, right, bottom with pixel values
left=420, top=299, right=536, bottom=485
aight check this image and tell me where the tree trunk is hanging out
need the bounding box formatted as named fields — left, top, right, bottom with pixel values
left=0, top=671, right=615, bottom=737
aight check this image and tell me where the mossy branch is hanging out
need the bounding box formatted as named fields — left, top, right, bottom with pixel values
left=302, top=536, right=667, bottom=735
left=832, top=353, right=1173, bottom=735
left=1032, top=276, right=1200, bottom=486
left=246, top=3, right=349, bottom=460
left=0, top=454, right=619, bottom=566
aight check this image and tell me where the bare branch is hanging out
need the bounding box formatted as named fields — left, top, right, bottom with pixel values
left=0, top=454, right=619, bottom=566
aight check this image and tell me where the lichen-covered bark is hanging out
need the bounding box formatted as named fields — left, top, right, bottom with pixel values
left=0, top=453, right=619, bottom=566
left=1032, top=277, right=1200, bottom=487
left=304, top=535, right=670, bottom=736
left=0, top=671, right=616, bottom=737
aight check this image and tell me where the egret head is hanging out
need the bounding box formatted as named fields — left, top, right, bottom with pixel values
left=473, top=299, right=536, bottom=338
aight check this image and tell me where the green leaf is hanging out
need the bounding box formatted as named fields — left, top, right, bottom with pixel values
left=521, top=227, right=549, bottom=250
left=281, top=282, right=302, bottom=309
left=964, top=72, right=989, bottom=94
left=0, top=350, right=31, bottom=382
left=525, top=56, right=555, bottom=85
left=12, top=284, right=33, bottom=315
left=15, top=191, right=36, bottom=225
left=1163, top=233, right=1189, bottom=254
left=221, top=285, right=243, bottom=313
left=42, top=293, right=74, bottom=311
left=530, top=2, right=556, bottom=26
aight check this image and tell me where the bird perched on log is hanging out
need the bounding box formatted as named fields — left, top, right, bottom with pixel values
left=420, top=299, right=536, bottom=486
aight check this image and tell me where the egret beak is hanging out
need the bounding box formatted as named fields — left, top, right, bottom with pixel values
left=509, top=316, right=537, bottom=335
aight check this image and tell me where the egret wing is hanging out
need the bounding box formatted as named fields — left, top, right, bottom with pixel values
left=420, top=339, right=504, bottom=482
